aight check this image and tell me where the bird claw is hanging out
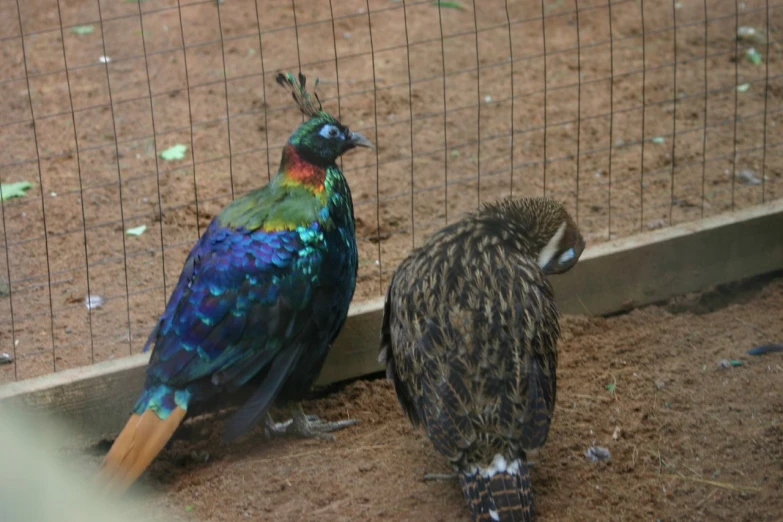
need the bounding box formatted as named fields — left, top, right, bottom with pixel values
left=423, top=472, right=458, bottom=481
left=290, top=415, right=358, bottom=441
left=264, top=413, right=317, bottom=436
left=264, top=408, right=357, bottom=441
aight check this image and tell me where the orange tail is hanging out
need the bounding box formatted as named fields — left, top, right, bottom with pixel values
left=97, top=407, right=187, bottom=494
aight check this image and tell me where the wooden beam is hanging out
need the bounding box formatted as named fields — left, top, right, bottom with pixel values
left=2, top=199, right=782, bottom=442
left=552, top=198, right=783, bottom=316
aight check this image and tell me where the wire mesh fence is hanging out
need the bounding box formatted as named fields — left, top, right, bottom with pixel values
left=0, top=0, right=779, bottom=382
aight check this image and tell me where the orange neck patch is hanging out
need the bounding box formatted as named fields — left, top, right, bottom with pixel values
left=280, top=144, right=326, bottom=191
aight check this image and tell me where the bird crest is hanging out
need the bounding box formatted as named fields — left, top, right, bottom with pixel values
left=276, top=71, right=325, bottom=119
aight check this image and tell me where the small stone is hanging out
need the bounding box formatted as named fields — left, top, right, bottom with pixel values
left=85, top=295, right=105, bottom=310
left=65, top=327, right=73, bottom=334
left=647, top=219, right=666, bottom=230
left=655, top=380, right=666, bottom=390
left=0, top=352, right=13, bottom=365
left=612, top=426, right=622, bottom=440
left=190, top=450, right=210, bottom=463
left=584, top=446, right=611, bottom=462
left=717, top=359, right=733, bottom=369
left=737, top=26, right=764, bottom=44
left=736, top=168, right=761, bottom=185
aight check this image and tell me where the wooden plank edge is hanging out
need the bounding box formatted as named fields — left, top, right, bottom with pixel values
left=2, top=199, right=782, bottom=442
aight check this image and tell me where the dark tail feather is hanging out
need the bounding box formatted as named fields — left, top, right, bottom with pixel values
left=458, top=457, right=535, bottom=522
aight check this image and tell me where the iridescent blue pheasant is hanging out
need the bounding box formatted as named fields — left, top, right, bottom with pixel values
left=99, top=72, right=372, bottom=493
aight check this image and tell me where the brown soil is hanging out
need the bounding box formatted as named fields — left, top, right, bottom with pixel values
left=69, top=273, right=783, bottom=522
left=0, top=0, right=781, bottom=381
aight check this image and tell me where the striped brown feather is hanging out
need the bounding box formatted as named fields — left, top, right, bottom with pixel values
left=380, top=197, right=585, bottom=522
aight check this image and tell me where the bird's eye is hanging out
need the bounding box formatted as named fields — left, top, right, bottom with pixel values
left=319, top=124, right=342, bottom=139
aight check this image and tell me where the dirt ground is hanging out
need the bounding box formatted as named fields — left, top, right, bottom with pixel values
left=66, top=272, right=783, bottom=522
left=0, top=0, right=780, bottom=381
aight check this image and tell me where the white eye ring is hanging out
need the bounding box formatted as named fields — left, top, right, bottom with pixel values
left=558, top=248, right=575, bottom=265
left=320, top=124, right=342, bottom=139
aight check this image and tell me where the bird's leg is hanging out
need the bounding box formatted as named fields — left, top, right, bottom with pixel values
left=422, top=465, right=535, bottom=481
left=263, top=412, right=295, bottom=438
left=421, top=460, right=535, bottom=480
left=265, top=403, right=358, bottom=441
left=423, top=473, right=458, bottom=481
left=288, top=403, right=359, bottom=440
left=264, top=411, right=324, bottom=437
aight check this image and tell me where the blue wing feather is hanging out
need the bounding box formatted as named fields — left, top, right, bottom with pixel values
left=137, top=217, right=331, bottom=413
left=132, top=163, right=359, bottom=440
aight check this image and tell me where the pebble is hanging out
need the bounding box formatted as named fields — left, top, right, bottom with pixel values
left=584, top=446, right=611, bottom=462
left=85, top=295, right=105, bottom=310
left=736, top=168, right=762, bottom=185
left=647, top=219, right=666, bottom=230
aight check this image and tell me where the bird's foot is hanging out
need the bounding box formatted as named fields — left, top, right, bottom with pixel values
left=265, top=406, right=358, bottom=441
left=264, top=412, right=316, bottom=437
left=423, top=473, right=458, bottom=481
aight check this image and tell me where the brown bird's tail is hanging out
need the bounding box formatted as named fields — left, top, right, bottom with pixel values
left=458, top=455, right=535, bottom=522
left=97, top=407, right=187, bottom=494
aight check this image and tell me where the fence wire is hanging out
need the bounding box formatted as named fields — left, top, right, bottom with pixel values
left=0, top=0, right=780, bottom=382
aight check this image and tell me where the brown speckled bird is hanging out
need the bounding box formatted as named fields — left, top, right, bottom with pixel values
left=379, top=197, right=585, bottom=522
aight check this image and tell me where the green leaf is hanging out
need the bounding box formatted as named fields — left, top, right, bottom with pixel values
left=651, top=136, right=665, bottom=144
left=126, top=225, right=147, bottom=236
left=159, top=144, right=188, bottom=161
left=0, top=181, right=32, bottom=201
left=745, top=48, right=762, bottom=65
left=185, top=505, right=194, bottom=512
left=736, top=83, right=750, bottom=93
left=605, top=383, right=615, bottom=392
left=431, top=0, right=465, bottom=10
left=71, top=25, right=94, bottom=35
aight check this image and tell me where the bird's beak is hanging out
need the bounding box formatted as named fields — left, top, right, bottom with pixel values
left=349, top=131, right=374, bottom=149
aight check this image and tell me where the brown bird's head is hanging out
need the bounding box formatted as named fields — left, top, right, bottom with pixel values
left=480, top=197, right=586, bottom=275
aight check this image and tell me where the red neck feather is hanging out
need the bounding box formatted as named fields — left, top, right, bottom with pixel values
left=280, top=144, right=326, bottom=189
